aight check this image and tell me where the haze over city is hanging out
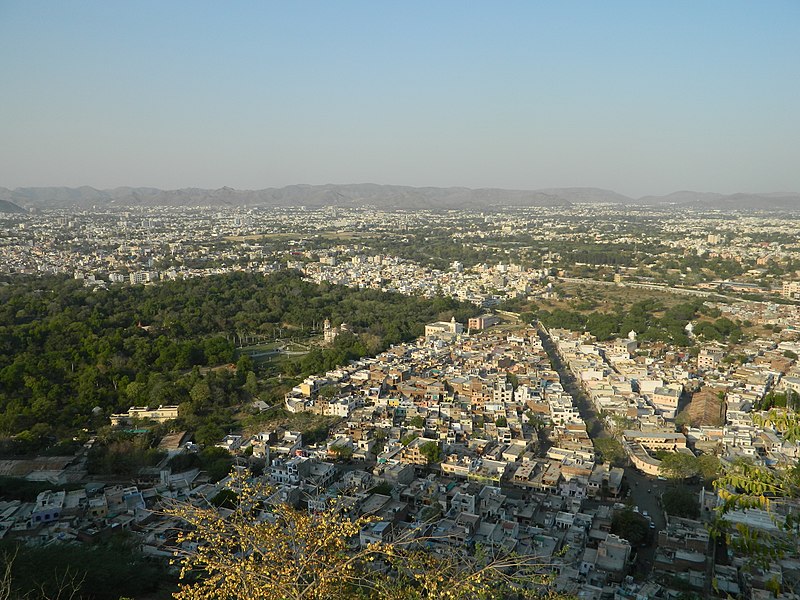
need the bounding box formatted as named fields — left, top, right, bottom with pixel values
left=7, top=3, right=800, bottom=599
left=1, top=1, right=799, bottom=197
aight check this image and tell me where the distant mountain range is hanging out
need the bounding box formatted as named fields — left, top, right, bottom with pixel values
left=1, top=184, right=799, bottom=211
left=637, top=190, right=800, bottom=210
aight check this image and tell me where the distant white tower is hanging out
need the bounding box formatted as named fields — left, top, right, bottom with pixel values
left=323, top=319, right=334, bottom=345
left=628, top=330, right=637, bottom=341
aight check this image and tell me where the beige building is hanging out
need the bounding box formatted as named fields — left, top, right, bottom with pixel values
left=110, top=405, right=179, bottom=425
left=424, top=317, right=464, bottom=338
left=652, top=385, right=682, bottom=419
left=697, top=348, right=724, bottom=370
left=783, top=281, right=800, bottom=299
left=468, top=314, right=500, bottom=330
left=623, top=430, right=686, bottom=451
left=400, top=437, right=438, bottom=465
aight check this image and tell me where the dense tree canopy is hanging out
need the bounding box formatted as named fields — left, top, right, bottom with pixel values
left=658, top=452, right=721, bottom=482
left=662, top=487, right=700, bottom=519
left=610, top=508, right=649, bottom=546
left=533, top=299, right=715, bottom=344
left=0, top=271, right=475, bottom=450
left=1, top=535, right=171, bottom=600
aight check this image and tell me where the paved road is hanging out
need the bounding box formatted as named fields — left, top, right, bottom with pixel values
left=625, top=470, right=668, bottom=530
left=538, top=325, right=607, bottom=439
left=621, top=471, right=671, bottom=575
left=538, top=324, right=671, bottom=577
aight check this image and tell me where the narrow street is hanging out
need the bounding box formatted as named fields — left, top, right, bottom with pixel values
left=537, top=324, right=669, bottom=578
left=537, top=325, right=607, bottom=439
left=624, top=469, right=669, bottom=573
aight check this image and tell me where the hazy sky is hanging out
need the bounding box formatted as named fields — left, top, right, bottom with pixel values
left=1, top=1, right=798, bottom=197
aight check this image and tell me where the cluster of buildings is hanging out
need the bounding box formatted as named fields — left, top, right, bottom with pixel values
left=0, top=324, right=637, bottom=598
left=302, top=249, right=551, bottom=307
left=5, top=312, right=800, bottom=596
left=7, top=202, right=800, bottom=305
left=547, top=317, right=800, bottom=596
left=0, top=432, right=200, bottom=555
left=0, top=206, right=558, bottom=306
left=271, top=324, right=660, bottom=596
left=548, top=328, right=692, bottom=475
left=549, top=319, right=800, bottom=467
left=6, top=200, right=800, bottom=596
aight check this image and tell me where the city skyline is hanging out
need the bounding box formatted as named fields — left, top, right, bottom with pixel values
left=1, top=1, right=799, bottom=197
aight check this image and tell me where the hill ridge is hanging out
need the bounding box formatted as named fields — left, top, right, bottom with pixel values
left=1, top=184, right=798, bottom=211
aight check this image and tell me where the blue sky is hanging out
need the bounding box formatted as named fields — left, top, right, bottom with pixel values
left=1, top=1, right=798, bottom=197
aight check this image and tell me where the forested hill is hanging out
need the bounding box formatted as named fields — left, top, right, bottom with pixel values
left=0, top=199, right=25, bottom=213
left=0, top=270, right=474, bottom=451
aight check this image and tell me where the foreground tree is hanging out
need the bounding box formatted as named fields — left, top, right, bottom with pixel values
left=165, top=471, right=571, bottom=600
left=710, top=459, right=800, bottom=573
left=1, top=535, right=167, bottom=600
left=753, top=409, right=800, bottom=442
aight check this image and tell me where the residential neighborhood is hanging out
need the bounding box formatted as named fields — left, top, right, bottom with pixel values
left=4, top=304, right=800, bottom=598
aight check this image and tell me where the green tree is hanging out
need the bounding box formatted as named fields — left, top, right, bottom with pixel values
left=400, top=434, right=419, bottom=447
left=611, top=508, right=650, bottom=546
left=408, top=415, right=425, bottom=428
left=696, top=454, right=722, bottom=482
left=235, top=354, right=254, bottom=384
left=194, top=423, right=225, bottom=447
left=330, top=445, right=353, bottom=461
left=659, top=452, right=700, bottom=480
left=593, top=437, right=626, bottom=466
left=607, top=414, right=635, bottom=439
left=662, top=487, right=700, bottom=519
left=190, top=381, right=212, bottom=406
left=199, top=446, right=235, bottom=482
left=317, top=384, right=339, bottom=399
left=419, top=441, right=442, bottom=464
left=505, top=373, right=519, bottom=390
left=244, top=371, right=259, bottom=396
